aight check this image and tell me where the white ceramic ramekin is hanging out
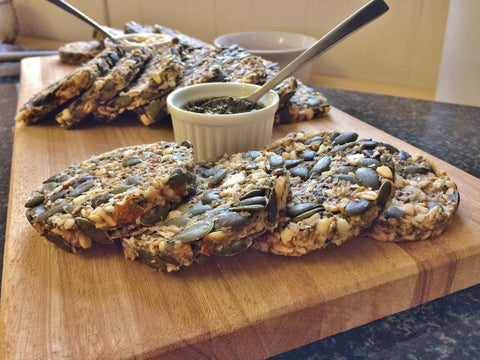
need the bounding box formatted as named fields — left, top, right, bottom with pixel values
left=214, top=31, right=317, bottom=83
left=167, top=83, right=279, bottom=161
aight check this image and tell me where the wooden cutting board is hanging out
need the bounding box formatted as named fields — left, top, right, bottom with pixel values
left=1, top=56, right=480, bottom=359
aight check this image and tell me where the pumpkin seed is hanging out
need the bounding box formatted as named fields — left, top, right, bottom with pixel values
left=90, top=193, right=114, bottom=207
left=309, top=156, right=331, bottom=178
left=305, top=136, right=325, bottom=145
left=385, top=206, right=404, bottom=219
left=299, top=150, right=316, bottom=161
left=169, top=167, right=195, bottom=186
left=32, top=89, right=54, bottom=107
left=332, top=174, right=358, bottom=184
left=398, top=151, right=411, bottom=160
left=44, top=173, right=72, bottom=183
left=213, top=237, right=252, bottom=256
left=214, top=211, right=250, bottom=229
left=332, top=132, right=358, bottom=146
left=49, top=189, right=69, bottom=202
left=41, top=182, right=59, bottom=193
left=140, top=206, right=170, bottom=226
left=112, top=95, right=133, bottom=108
left=284, top=159, right=303, bottom=169
left=98, top=79, right=117, bottom=102
left=428, top=201, right=444, bottom=213
left=380, top=154, right=394, bottom=168
left=195, top=253, right=210, bottom=264
left=125, top=176, right=142, bottom=186
left=164, top=215, right=189, bottom=227
left=345, top=199, right=372, bottom=216
left=239, top=189, right=265, bottom=200
left=26, top=205, right=45, bottom=224
left=139, top=249, right=180, bottom=268
left=363, top=149, right=374, bottom=157
left=292, top=207, right=323, bottom=222
left=76, top=175, right=94, bottom=183
left=356, top=140, right=379, bottom=148
left=377, top=181, right=393, bottom=208
left=25, top=194, right=45, bottom=208
left=381, top=142, right=399, bottom=154
left=45, top=231, right=74, bottom=253
left=452, top=190, right=460, bottom=204
left=201, top=190, right=221, bottom=205
left=63, top=204, right=82, bottom=215
left=232, top=196, right=266, bottom=208
left=243, top=150, right=262, bottom=159
left=330, top=142, right=355, bottom=154
left=186, top=203, right=213, bottom=216
left=358, top=158, right=381, bottom=169
left=74, top=217, right=113, bottom=244
left=208, top=168, right=227, bottom=187
left=180, top=140, right=193, bottom=148
left=271, top=147, right=285, bottom=156
left=355, top=168, right=381, bottom=190
left=111, top=184, right=131, bottom=194
left=265, top=188, right=278, bottom=224
left=290, top=165, right=309, bottom=180
left=278, top=90, right=295, bottom=105
left=336, top=165, right=356, bottom=174
left=287, top=203, right=323, bottom=217
left=144, top=99, right=165, bottom=122
left=269, top=154, right=285, bottom=169
left=136, top=249, right=166, bottom=270
left=122, top=156, right=143, bottom=167
left=230, top=204, right=265, bottom=212
left=67, top=181, right=95, bottom=198
left=174, top=220, right=214, bottom=243
left=403, top=165, right=430, bottom=174
left=35, top=204, right=68, bottom=223
left=275, top=109, right=293, bottom=123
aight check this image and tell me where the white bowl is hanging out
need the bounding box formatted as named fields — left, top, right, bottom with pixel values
left=167, top=83, right=279, bottom=161
left=214, top=31, right=317, bottom=83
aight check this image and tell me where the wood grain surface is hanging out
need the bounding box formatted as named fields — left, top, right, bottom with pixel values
left=1, top=56, right=480, bottom=359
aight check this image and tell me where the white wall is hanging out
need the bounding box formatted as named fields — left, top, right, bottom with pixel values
left=14, top=0, right=452, bottom=93
left=436, top=0, right=480, bottom=107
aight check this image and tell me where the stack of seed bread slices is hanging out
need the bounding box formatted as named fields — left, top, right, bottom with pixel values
left=15, top=21, right=329, bottom=129
left=24, top=131, right=460, bottom=272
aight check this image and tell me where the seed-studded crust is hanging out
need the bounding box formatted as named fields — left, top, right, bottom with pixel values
left=59, top=40, right=105, bottom=65
left=368, top=151, right=460, bottom=242
left=252, top=130, right=396, bottom=257
left=178, top=46, right=270, bottom=87
left=24, top=141, right=196, bottom=253
left=95, top=45, right=184, bottom=125
left=122, top=150, right=290, bottom=272
left=56, top=46, right=153, bottom=128
left=274, top=80, right=330, bottom=124
left=15, top=46, right=123, bottom=125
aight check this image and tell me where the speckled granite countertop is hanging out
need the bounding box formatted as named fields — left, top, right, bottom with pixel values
left=1, top=56, right=479, bottom=358
left=271, top=90, right=480, bottom=360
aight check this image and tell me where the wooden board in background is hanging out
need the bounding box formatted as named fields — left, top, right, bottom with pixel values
left=1, top=56, right=479, bottom=359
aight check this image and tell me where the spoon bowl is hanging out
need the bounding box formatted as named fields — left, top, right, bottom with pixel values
left=46, top=0, right=173, bottom=50
left=115, top=33, right=173, bottom=51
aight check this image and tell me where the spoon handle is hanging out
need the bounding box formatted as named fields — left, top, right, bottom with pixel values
left=248, top=0, right=389, bottom=104
left=45, top=0, right=117, bottom=41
